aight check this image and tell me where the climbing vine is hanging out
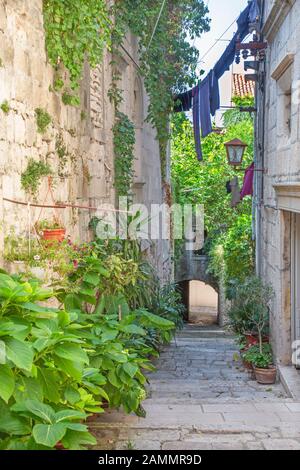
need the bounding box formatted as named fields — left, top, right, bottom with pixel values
left=35, top=108, right=51, bottom=134
left=43, top=0, right=111, bottom=98
left=114, top=0, right=210, bottom=179
left=113, top=111, right=136, bottom=197
left=21, top=159, right=52, bottom=198
left=42, top=1, right=210, bottom=184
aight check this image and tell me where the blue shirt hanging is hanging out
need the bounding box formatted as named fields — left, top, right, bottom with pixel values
left=200, top=75, right=212, bottom=138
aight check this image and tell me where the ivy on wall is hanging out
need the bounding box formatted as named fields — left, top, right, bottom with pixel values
left=115, top=0, right=210, bottom=179
left=42, top=1, right=210, bottom=187
left=43, top=0, right=111, bottom=97
left=113, top=111, right=135, bottom=197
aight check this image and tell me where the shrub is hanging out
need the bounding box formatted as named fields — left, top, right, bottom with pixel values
left=228, top=276, right=273, bottom=352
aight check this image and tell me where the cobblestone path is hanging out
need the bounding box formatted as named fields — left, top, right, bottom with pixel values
left=90, top=325, right=300, bottom=450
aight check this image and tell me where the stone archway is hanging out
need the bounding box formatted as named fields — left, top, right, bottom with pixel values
left=175, top=253, right=227, bottom=326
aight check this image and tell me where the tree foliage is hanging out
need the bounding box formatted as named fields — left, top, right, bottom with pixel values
left=115, top=0, right=210, bottom=178
left=171, top=97, right=255, bottom=288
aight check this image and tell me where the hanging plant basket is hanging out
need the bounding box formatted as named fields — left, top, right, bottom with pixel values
left=41, top=227, right=66, bottom=242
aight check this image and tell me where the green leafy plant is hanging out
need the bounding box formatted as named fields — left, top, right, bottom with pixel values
left=0, top=273, right=98, bottom=449
left=62, top=92, right=80, bottom=107
left=35, top=108, right=52, bottom=134
left=114, top=0, right=210, bottom=179
left=113, top=111, right=135, bottom=197
left=0, top=100, right=10, bottom=114
left=43, top=0, right=111, bottom=94
left=21, top=159, right=52, bottom=198
left=0, top=233, right=183, bottom=449
left=242, top=344, right=273, bottom=369
left=36, top=219, right=64, bottom=231
left=53, top=77, right=64, bottom=92
left=55, top=133, right=69, bottom=177
left=228, top=276, right=273, bottom=353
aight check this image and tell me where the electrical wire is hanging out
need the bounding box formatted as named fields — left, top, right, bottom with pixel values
left=197, top=15, right=239, bottom=65
left=147, top=0, right=167, bottom=50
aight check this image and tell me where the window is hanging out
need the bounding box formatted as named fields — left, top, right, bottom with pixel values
left=276, top=65, right=292, bottom=146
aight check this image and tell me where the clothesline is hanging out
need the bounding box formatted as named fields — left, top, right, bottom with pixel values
left=174, top=0, right=259, bottom=162
left=3, top=198, right=132, bottom=214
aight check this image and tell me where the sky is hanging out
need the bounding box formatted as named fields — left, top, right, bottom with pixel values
left=195, top=0, right=250, bottom=124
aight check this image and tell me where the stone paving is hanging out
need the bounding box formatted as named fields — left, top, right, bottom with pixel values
left=90, top=325, right=300, bottom=450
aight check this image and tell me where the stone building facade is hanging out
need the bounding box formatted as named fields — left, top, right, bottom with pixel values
left=255, top=0, right=300, bottom=372
left=0, top=0, right=172, bottom=282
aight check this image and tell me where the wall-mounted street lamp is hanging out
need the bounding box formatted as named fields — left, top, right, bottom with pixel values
left=224, top=138, right=248, bottom=166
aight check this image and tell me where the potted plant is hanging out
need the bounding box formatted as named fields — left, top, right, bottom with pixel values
left=37, top=219, right=66, bottom=242
left=228, top=276, right=273, bottom=346
left=243, top=344, right=276, bottom=384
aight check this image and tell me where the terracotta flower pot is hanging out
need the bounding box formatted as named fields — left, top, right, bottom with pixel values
left=42, top=228, right=66, bottom=242
left=254, top=366, right=277, bottom=384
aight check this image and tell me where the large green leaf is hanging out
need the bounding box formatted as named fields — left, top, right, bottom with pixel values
left=4, top=337, right=33, bottom=371
left=83, top=272, right=100, bottom=286
left=64, top=293, right=82, bottom=312
left=54, top=343, right=89, bottom=364
left=54, top=356, right=83, bottom=381
left=64, top=386, right=81, bottom=405
left=37, top=368, right=60, bottom=403
left=0, top=409, right=31, bottom=436
left=119, top=324, right=146, bottom=336
left=0, top=340, right=5, bottom=364
left=122, top=362, right=139, bottom=378
left=14, top=377, right=43, bottom=403
left=0, top=365, right=15, bottom=402
left=33, top=423, right=66, bottom=448
left=55, top=410, right=86, bottom=423
left=61, top=429, right=97, bottom=450
left=15, top=400, right=56, bottom=423
left=140, top=310, right=175, bottom=329
left=22, top=303, right=58, bottom=318
left=107, top=369, right=121, bottom=387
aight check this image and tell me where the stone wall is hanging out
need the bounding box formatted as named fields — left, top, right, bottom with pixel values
left=0, top=0, right=171, bottom=283
left=256, top=0, right=299, bottom=364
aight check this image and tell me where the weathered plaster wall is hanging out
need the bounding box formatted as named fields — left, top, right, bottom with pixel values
left=0, top=0, right=171, bottom=282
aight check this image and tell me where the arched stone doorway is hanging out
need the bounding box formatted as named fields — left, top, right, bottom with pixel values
left=189, top=280, right=218, bottom=325
left=178, top=279, right=219, bottom=325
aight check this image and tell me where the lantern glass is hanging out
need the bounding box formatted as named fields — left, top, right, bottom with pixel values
left=224, top=139, right=248, bottom=166
left=227, top=145, right=245, bottom=165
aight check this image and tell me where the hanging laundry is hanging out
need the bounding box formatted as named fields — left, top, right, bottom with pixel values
left=173, top=89, right=193, bottom=113
left=249, top=0, right=260, bottom=24
left=240, top=163, right=255, bottom=199
left=192, top=84, right=202, bottom=161
left=199, top=75, right=212, bottom=138
left=214, top=2, right=252, bottom=80
left=230, top=177, right=241, bottom=208
left=209, top=69, right=220, bottom=117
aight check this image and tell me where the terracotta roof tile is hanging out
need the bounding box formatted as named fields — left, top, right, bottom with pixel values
left=232, top=73, right=255, bottom=97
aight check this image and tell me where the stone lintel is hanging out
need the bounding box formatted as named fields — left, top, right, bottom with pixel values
left=271, top=54, right=295, bottom=81
left=274, top=183, right=300, bottom=214
left=263, top=0, right=296, bottom=42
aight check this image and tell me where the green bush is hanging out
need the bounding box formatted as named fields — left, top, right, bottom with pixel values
left=242, top=344, right=273, bottom=369
left=0, top=239, right=184, bottom=449
left=228, top=276, right=273, bottom=352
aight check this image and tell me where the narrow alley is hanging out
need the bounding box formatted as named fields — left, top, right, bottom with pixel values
left=91, top=326, right=300, bottom=451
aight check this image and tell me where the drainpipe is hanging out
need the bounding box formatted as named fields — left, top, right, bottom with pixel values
left=255, top=0, right=266, bottom=278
